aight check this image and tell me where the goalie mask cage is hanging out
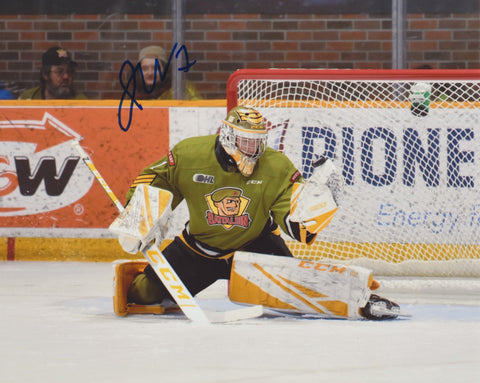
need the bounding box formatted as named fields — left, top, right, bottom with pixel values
left=227, top=69, right=480, bottom=278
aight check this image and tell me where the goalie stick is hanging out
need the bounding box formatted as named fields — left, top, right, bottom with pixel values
left=72, top=140, right=263, bottom=323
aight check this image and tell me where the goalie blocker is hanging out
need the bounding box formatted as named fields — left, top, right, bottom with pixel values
left=109, top=184, right=173, bottom=254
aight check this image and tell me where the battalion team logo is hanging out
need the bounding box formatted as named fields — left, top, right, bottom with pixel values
left=205, top=187, right=251, bottom=230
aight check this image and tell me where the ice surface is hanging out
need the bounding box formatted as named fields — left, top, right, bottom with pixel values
left=0, top=261, right=479, bottom=383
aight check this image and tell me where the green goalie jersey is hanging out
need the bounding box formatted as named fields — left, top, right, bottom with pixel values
left=127, top=135, right=304, bottom=254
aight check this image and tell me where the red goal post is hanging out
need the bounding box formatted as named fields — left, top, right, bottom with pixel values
left=226, top=68, right=480, bottom=277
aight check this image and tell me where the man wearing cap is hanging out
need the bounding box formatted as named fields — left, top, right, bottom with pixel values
left=19, top=46, right=87, bottom=100
left=134, top=45, right=202, bottom=100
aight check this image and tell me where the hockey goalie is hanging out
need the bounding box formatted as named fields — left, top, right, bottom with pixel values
left=110, top=105, right=402, bottom=320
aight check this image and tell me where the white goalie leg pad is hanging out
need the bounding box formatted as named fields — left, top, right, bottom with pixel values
left=229, top=252, right=372, bottom=319
left=109, top=184, right=173, bottom=254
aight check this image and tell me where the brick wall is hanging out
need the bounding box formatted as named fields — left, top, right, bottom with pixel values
left=0, top=12, right=478, bottom=100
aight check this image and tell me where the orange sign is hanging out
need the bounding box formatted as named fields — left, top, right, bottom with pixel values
left=0, top=105, right=169, bottom=232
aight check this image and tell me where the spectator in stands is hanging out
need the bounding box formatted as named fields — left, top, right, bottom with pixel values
left=134, top=45, right=202, bottom=100
left=19, top=46, right=87, bottom=100
left=0, top=81, right=14, bottom=99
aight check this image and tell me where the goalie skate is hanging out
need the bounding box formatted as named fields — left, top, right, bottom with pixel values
left=360, top=294, right=411, bottom=320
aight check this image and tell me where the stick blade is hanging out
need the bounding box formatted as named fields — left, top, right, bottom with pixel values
left=205, top=305, right=264, bottom=323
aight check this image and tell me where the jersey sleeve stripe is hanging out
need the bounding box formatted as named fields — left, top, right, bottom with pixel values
left=131, top=174, right=156, bottom=187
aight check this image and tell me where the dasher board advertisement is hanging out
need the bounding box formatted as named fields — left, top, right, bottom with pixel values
left=0, top=106, right=169, bottom=237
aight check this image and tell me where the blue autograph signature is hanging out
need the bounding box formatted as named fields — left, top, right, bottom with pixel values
left=118, top=43, right=197, bottom=132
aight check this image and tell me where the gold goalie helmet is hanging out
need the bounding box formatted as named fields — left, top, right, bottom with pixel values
left=219, top=105, right=267, bottom=177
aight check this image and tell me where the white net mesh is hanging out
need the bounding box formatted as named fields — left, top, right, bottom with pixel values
left=231, top=69, right=480, bottom=277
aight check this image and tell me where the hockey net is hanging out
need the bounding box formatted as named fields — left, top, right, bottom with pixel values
left=227, top=69, right=480, bottom=278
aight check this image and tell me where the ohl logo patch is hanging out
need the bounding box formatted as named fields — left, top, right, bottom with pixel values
left=205, top=187, right=251, bottom=230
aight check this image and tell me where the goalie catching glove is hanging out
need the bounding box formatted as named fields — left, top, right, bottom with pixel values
left=109, top=184, right=173, bottom=254
left=288, top=157, right=343, bottom=244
